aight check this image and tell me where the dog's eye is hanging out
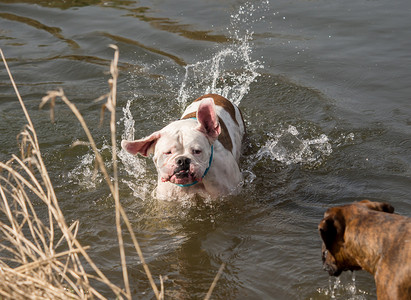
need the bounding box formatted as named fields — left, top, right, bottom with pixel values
left=164, top=151, right=172, bottom=155
left=193, top=149, right=202, bottom=155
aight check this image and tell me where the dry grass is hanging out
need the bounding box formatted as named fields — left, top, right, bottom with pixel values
left=0, top=46, right=223, bottom=300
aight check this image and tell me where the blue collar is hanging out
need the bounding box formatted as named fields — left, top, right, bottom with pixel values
left=174, top=144, right=214, bottom=187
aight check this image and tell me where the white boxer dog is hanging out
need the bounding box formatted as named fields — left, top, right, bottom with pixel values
left=121, top=94, right=245, bottom=200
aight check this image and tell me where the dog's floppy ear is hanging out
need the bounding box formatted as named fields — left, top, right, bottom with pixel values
left=196, top=98, right=221, bottom=142
left=318, top=209, right=346, bottom=251
left=121, top=131, right=161, bottom=157
left=359, top=200, right=395, bottom=214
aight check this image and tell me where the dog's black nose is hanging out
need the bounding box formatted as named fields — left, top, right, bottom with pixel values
left=176, top=157, right=191, bottom=169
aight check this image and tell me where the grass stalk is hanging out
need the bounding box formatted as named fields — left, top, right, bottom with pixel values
left=205, top=263, right=226, bottom=300
left=40, top=46, right=161, bottom=299
left=1, top=47, right=127, bottom=299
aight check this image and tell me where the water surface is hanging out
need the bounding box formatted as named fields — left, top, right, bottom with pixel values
left=1, top=0, right=410, bottom=299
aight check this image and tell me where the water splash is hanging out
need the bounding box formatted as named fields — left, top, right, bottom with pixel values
left=177, top=2, right=268, bottom=107
left=118, top=99, right=152, bottom=200
left=177, top=45, right=261, bottom=107
left=67, top=152, right=100, bottom=190
left=66, top=144, right=112, bottom=190
left=120, top=99, right=135, bottom=141
left=315, top=273, right=370, bottom=300
left=229, top=1, right=270, bottom=41
left=256, top=125, right=333, bottom=166
left=347, top=271, right=358, bottom=295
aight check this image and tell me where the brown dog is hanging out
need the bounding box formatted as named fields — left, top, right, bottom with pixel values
left=318, top=200, right=411, bottom=300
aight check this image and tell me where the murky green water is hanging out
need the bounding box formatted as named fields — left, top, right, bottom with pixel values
left=1, top=0, right=410, bottom=299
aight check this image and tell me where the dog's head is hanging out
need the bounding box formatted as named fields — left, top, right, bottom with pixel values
left=318, top=200, right=394, bottom=276
left=121, top=98, right=220, bottom=186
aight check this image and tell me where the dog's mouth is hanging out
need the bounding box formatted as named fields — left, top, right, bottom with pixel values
left=174, top=169, right=190, bottom=179
left=161, top=168, right=198, bottom=184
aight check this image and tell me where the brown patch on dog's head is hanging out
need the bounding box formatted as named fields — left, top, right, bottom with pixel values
left=193, top=94, right=239, bottom=125
left=181, top=111, right=233, bottom=152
